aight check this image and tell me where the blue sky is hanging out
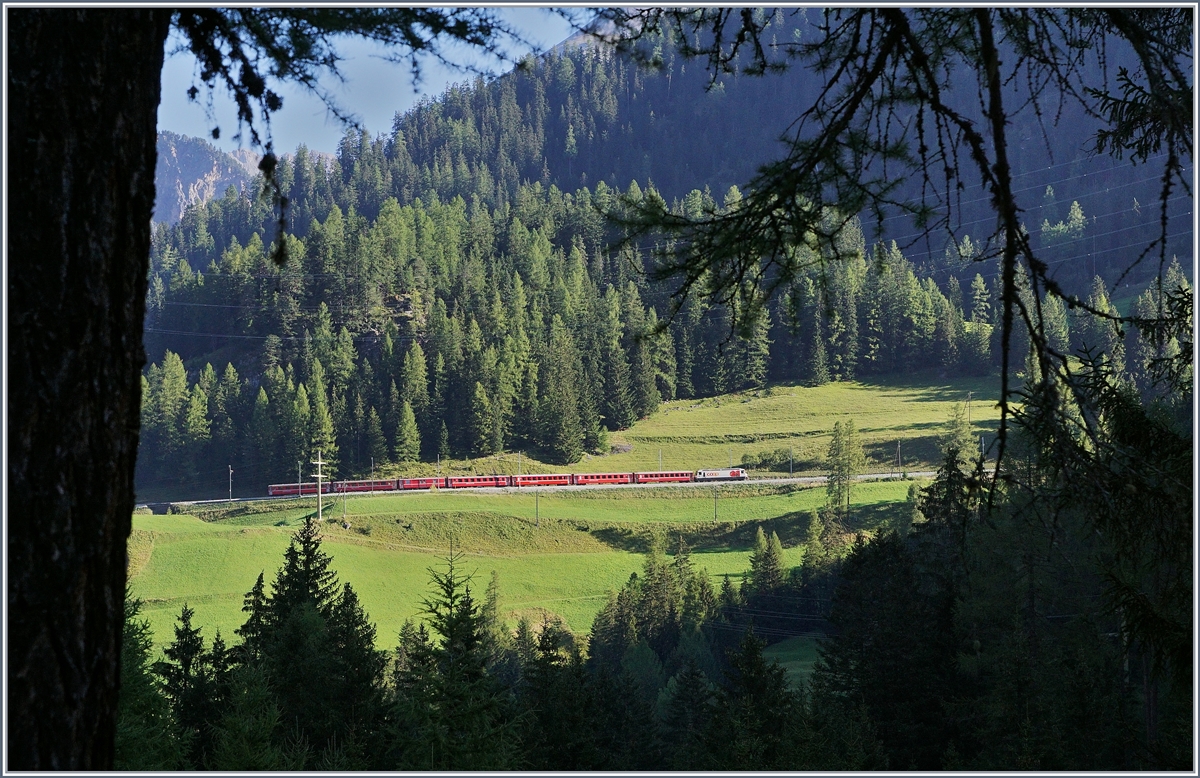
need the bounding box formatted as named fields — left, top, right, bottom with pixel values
left=157, top=8, right=580, bottom=156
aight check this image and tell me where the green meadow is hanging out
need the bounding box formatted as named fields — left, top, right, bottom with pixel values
left=129, top=479, right=917, bottom=649
left=130, top=375, right=994, bottom=650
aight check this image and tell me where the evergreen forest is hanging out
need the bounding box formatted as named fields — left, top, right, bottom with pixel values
left=137, top=37, right=1188, bottom=498
left=123, top=18, right=1193, bottom=772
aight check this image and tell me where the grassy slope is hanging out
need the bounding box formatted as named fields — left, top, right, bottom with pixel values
left=131, top=375, right=995, bottom=648
left=356, top=373, right=1000, bottom=481
left=130, top=480, right=912, bottom=648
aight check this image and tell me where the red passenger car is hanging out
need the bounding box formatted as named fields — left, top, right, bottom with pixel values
left=333, top=479, right=397, bottom=493
left=399, top=477, right=443, bottom=490
left=573, top=472, right=634, bottom=485
left=267, top=481, right=332, bottom=496
left=512, top=473, right=572, bottom=487
left=633, top=471, right=694, bottom=484
left=446, top=475, right=511, bottom=488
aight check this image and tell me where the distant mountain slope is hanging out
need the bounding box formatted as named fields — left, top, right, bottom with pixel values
left=153, top=131, right=256, bottom=224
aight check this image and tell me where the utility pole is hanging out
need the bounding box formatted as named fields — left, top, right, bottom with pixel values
left=371, top=456, right=375, bottom=481
left=311, top=450, right=327, bottom=523
left=228, top=465, right=233, bottom=502
left=713, top=487, right=718, bottom=522
left=297, top=461, right=302, bottom=497
left=789, top=447, right=793, bottom=477
left=967, top=391, right=972, bottom=427
left=518, top=451, right=521, bottom=474
left=897, top=441, right=901, bottom=474
left=535, top=490, right=539, bottom=528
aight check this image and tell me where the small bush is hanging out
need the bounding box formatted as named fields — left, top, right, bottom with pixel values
left=742, top=447, right=797, bottom=472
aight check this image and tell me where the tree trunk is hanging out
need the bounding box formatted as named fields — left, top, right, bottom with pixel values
left=7, top=9, right=169, bottom=769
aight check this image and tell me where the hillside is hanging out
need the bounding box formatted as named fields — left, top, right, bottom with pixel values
left=138, top=21, right=1188, bottom=504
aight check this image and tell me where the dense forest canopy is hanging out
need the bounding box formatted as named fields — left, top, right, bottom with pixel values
left=139, top=33, right=1189, bottom=498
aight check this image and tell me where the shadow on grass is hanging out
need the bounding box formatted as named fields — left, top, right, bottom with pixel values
left=865, top=436, right=941, bottom=465
left=853, top=373, right=1000, bottom=403
left=590, top=511, right=816, bottom=555
left=588, top=496, right=908, bottom=555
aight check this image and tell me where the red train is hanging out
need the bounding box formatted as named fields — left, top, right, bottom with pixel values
left=266, top=468, right=747, bottom=497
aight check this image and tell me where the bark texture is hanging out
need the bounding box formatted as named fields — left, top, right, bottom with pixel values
left=7, top=9, right=169, bottom=769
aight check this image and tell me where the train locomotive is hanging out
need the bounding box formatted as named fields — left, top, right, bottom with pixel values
left=267, top=467, right=747, bottom=497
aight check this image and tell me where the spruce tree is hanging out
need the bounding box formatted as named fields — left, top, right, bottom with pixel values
left=206, top=664, right=299, bottom=770
left=749, top=528, right=786, bottom=595
left=154, top=603, right=227, bottom=768
left=630, top=336, right=659, bottom=419
left=365, top=406, right=388, bottom=469
left=969, top=274, right=990, bottom=323
left=271, top=517, right=340, bottom=618
left=394, top=400, right=421, bottom=463
left=703, top=631, right=798, bottom=769
left=470, top=382, right=496, bottom=458
left=234, top=571, right=269, bottom=664
left=115, top=594, right=186, bottom=770
left=438, top=420, right=451, bottom=462
left=940, top=403, right=975, bottom=464
left=602, top=340, right=636, bottom=430
left=661, top=662, right=716, bottom=770
left=391, top=552, right=518, bottom=770
left=325, top=582, right=388, bottom=743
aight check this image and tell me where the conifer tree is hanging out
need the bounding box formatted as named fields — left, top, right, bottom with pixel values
left=246, top=388, right=276, bottom=484
left=115, top=594, right=186, bottom=770
left=391, top=552, right=518, bottom=770
left=181, top=385, right=211, bottom=482
left=308, top=364, right=339, bottom=475
left=438, top=420, right=451, bottom=462
left=324, top=582, right=388, bottom=742
left=540, top=317, right=585, bottom=464
left=703, top=631, right=798, bottom=769
left=385, top=379, right=402, bottom=451
left=234, top=571, right=270, bottom=664
left=154, top=604, right=229, bottom=768
left=470, top=382, right=496, bottom=458
left=826, top=420, right=865, bottom=521
left=401, top=342, right=430, bottom=417
left=940, top=403, right=975, bottom=464
left=749, top=527, right=785, bottom=595
left=602, top=340, right=636, bottom=430
left=802, top=279, right=830, bottom=385
left=271, top=517, right=340, bottom=618
left=211, top=363, right=243, bottom=466
left=394, top=400, right=421, bottom=463
left=365, top=406, right=389, bottom=468
left=287, top=383, right=312, bottom=479
left=630, top=336, right=660, bottom=419
left=206, top=664, right=298, bottom=770
left=969, top=274, right=990, bottom=323
left=661, top=661, right=716, bottom=769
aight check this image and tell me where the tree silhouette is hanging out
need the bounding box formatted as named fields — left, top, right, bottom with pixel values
left=7, top=8, right=548, bottom=768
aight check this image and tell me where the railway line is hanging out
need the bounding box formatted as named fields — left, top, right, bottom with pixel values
left=141, top=470, right=936, bottom=511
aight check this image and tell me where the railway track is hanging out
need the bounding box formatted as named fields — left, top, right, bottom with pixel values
left=139, top=471, right=937, bottom=512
